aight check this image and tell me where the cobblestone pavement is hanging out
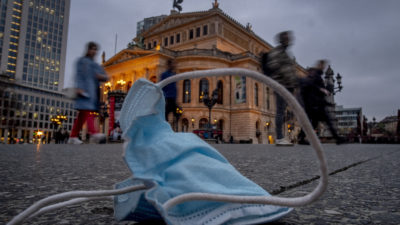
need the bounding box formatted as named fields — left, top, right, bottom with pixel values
left=0, top=143, right=399, bottom=224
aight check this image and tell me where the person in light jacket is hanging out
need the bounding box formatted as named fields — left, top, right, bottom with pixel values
left=68, top=42, right=109, bottom=144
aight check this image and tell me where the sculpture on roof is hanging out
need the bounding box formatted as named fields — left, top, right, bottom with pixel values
left=173, top=0, right=183, bottom=12
left=213, top=0, right=219, bottom=8
left=127, top=36, right=144, bottom=49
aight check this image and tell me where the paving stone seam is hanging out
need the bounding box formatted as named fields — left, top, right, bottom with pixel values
left=271, top=150, right=399, bottom=195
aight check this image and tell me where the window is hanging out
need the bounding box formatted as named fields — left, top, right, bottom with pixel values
left=199, top=78, right=209, bottom=102
left=266, top=87, right=270, bottom=110
left=203, top=25, right=208, bottom=35
left=181, top=118, right=189, bottom=132
left=217, top=80, right=223, bottom=104
left=189, top=29, right=194, bottom=39
left=164, top=37, right=168, bottom=46
left=176, top=33, right=181, bottom=43
left=254, top=83, right=259, bottom=106
left=217, top=119, right=224, bottom=130
left=199, top=118, right=208, bottom=129
left=182, top=79, right=191, bottom=103
left=147, top=43, right=151, bottom=49
left=170, top=35, right=174, bottom=45
left=153, top=41, right=157, bottom=47
left=196, top=27, right=201, bottom=37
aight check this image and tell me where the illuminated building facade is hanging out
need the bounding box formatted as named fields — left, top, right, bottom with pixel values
left=103, top=3, right=306, bottom=144
left=0, top=0, right=73, bottom=144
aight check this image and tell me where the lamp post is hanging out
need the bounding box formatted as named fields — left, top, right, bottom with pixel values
left=324, top=66, right=343, bottom=95
left=202, top=88, right=219, bottom=138
left=324, top=66, right=343, bottom=139
left=99, top=102, right=109, bottom=134
left=191, top=118, right=195, bottom=129
left=175, top=106, right=183, bottom=132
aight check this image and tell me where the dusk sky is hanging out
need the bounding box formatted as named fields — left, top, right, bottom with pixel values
left=65, top=0, right=400, bottom=121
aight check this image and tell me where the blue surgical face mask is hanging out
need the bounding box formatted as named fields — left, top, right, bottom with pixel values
left=114, top=79, right=292, bottom=225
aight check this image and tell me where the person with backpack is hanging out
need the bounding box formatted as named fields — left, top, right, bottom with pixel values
left=297, top=60, right=343, bottom=145
left=261, top=31, right=298, bottom=146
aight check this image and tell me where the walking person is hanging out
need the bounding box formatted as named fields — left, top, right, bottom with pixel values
left=266, top=31, right=298, bottom=146
left=160, top=59, right=179, bottom=124
left=68, top=42, right=109, bottom=144
left=297, top=60, right=343, bottom=145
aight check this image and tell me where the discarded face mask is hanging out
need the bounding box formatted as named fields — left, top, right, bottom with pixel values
left=7, top=69, right=328, bottom=225
left=115, top=78, right=292, bottom=225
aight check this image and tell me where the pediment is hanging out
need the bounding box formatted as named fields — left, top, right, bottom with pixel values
left=142, top=11, right=213, bottom=37
left=103, top=49, right=153, bottom=67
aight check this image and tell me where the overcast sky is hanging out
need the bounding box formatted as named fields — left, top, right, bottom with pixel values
left=65, top=0, right=400, bottom=121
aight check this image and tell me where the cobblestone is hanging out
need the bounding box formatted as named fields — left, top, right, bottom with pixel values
left=0, top=143, right=399, bottom=224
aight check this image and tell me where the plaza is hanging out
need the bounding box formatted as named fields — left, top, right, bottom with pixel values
left=1, top=143, right=399, bottom=224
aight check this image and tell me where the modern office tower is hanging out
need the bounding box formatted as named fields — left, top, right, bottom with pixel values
left=0, top=0, right=70, bottom=91
left=0, top=0, right=73, bottom=144
left=136, top=15, right=167, bottom=37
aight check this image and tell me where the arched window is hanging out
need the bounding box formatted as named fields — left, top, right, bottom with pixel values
left=181, top=118, right=189, bottom=132
left=199, top=78, right=209, bottom=102
left=254, top=83, right=259, bottom=106
left=199, top=118, right=208, bottom=129
left=150, top=76, right=157, bottom=83
left=217, top=119, right=224, bottom=130
left=217, top=80, right=223, bottom=104
left=182, top=79, right=191, bottom=103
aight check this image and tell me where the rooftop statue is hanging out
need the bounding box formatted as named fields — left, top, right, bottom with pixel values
left=173, top=0, right=183, bottom=12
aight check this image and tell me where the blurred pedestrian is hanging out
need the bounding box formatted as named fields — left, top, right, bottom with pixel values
left=160, top=59, right=178, bottom=122
left=63, top=130, right=69, bottom=144
left=68, top=42, right=109, bottom=144
left=297, top=60, right=343, bottom=145
left=266, top=31, right=298, bottom=146
left=55, top=129, right=62, bottom=144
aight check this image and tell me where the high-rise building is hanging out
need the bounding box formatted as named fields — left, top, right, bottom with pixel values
left=0, top=0, right=73, bottom=144
left=335, top=105, right=363, bottom=137
left=0, top=0, right=70, bottom=91
left=136, top=15, right=167, bottom=37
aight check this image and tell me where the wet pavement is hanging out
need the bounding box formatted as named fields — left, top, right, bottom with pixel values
left=1, top=143, right=399, bottom=224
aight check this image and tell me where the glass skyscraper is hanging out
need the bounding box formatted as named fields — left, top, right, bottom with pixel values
left=0, top=0, right=73, bottom=144
left=0, top=0, right=70, bottom=91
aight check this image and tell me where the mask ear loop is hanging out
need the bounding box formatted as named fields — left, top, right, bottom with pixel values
left=157, top=68, right=328, bottom=210
left=7, top=184, right=147, bottom=225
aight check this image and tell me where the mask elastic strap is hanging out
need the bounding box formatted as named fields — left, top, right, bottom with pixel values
left=157, top=68, right=328, bottom=210
left=7, top=184, right=147, bottom=225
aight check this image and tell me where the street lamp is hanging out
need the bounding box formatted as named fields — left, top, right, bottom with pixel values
left=191, top=118, right=195, bottom=128
left=175, top=106, right=183, bottom=132
left=202, top=88, right=219, bottom=137
left=324, top=65, right=343, bottom=95
left=99, top=102, right=109, bottom=134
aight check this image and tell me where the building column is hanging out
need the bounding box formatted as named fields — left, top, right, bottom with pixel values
left=29, top=129, right=33, bottom=143
left=17, top=129, right=22, bottom=141
left=4, top=128, right=9, bottom=144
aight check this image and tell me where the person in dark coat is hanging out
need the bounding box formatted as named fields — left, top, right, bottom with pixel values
left=68, top=42, right=109, bottom=144
left=160, top=59, right=178, bottom=121
left=267, top=31, right=298, bottom=146
left=298, top=60, right=343, bottom=145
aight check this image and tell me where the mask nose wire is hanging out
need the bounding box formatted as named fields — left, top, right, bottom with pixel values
left=157, top=68, right=328, bottom=211
left=8, top=68, right=328, bottom=225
